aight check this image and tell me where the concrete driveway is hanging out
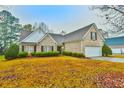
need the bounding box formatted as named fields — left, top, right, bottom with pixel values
left=90, top=57, right=124, bottom=63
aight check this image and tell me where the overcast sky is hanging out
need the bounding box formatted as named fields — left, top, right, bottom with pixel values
left=2, top=5, right=105, bottom=34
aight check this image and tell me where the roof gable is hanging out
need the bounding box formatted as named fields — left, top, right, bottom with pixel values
left=38, top=33, right=57, bottom=44
left=49, top=33, right=64, bottom=45
left=83, top=24, right=105, bottom=41
left=38, top=33, right=64, bottom=45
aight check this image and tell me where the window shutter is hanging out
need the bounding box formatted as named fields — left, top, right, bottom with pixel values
left=52, top=46, right=54, bottom=51
left=91, top=32, right=93, bottom=40
left=95, top=32, right=97, bottom=40
left=34, top=45, right=36, bottom=52
left=41, top=46, right=43, bottom=52
left=22, top=45, right=24, bottom=52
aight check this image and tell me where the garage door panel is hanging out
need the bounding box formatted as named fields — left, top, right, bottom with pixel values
left=112, top=49, right=121, bottom=54
left=85, top=47, right=102, bottom=57
left=122, top=48, right=124, bottom=53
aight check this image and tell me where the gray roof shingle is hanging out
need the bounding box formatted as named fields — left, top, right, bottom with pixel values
left=63, top=23, right=94, bottom=42
left=48, top=33, right=64, bottom=45
left=21, top=30, right=45, bottom=43
left=48, top=23, right=95, bottom=44
left=20, top=31, right=33, bottom=41
left=20, top=23, right=97, bottom=45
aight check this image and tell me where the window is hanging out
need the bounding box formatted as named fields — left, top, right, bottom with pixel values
left=34, top=45, right=36, bottom=52
left=42, top=46, right=53, bottom=52
left=47, top=46, right=52, bottom=52
left=29, top=46, right=34, bottom=53
left=43, top=46, right=47, bottom=52
left=25, top=46, right=34, bottom=53
left=91, top=32, right=97, bottom=40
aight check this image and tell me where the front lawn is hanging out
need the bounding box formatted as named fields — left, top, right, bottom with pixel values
left=0, top=56, right=124, bottom=88
left=0, top=55, right=5, bottom=61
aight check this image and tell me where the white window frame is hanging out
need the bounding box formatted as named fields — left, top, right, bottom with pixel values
left=43, top=46, right=53, bottom=52
left=26, top=46, right=34, bottom=53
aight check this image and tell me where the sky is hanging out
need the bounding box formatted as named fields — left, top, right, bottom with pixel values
left=1, top=5, right=105, bottom=34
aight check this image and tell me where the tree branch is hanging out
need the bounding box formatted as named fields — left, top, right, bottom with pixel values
left=107, top=6, right=124, bottom=15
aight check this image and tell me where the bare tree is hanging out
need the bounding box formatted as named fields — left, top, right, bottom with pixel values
left=91, top=5, right=124, bottom=36
left=32, top=22, right=38, bottom=31
left=33, top=22, right=53, bottom=33
left=39, top=22, right=49, bottom=33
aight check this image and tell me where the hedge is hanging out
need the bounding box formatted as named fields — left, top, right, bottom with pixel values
left=31, top=51, right=60, bottom=57
left=31, top=52, right=35, bottom=56
left=62, top=51, right=72, bottom=56
left=18, top=52, right=28, bottom=58
left=62, top=51, right=85, bottom=58
left=4, top=44, right=19, bottom=60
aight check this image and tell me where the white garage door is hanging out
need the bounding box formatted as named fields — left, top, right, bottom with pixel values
left=112, top=48, right=121, bottom=54
left=122, top=49, right=124, bottom=53
left=112, top=48, right=124, bottom=54
left=85, top=47, right=102, bottom=57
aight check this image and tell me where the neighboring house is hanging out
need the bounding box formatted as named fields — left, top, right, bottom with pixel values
left=105, top=36, right=124, bottom=54
left=20, top=23, right=104, bottom=57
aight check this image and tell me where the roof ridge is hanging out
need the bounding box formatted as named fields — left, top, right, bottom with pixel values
left=48, top=32, right=63, bottom=36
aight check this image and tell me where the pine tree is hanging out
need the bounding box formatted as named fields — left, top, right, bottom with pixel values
left=0, top=10, right=22, bottom=53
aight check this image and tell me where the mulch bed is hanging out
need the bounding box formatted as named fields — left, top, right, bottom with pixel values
left=96, top=72, right=124, bottom=88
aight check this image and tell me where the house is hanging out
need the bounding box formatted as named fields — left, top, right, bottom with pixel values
left=20, top=29, right=45, bottom=53
left=105, top=36, right=124, bottom=54
left=20, top=23, right=104, bottom=57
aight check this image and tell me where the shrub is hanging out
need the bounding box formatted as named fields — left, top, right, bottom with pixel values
left=34, top=52, right=43, bottom=57
left=4, top=44, right=19, bottom=60
left=102, top=44, right=112, bottom=57
left=18, top=52, right=28, bottom=58
left=47, top=51, right=60, bottom=56
left=62, top=51, right=85, bottom=58
left=62, top=51, right=72, bottom=56
left=72, top=52, right=85, bottom=58
left=0, top=47, right=4, bottom=55
left=31, top=52, right=36, bottom=56
left=31, top=51, right=60, bottom=57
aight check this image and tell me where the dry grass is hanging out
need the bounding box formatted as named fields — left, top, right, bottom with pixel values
left=0, top=56, right=124, bottom=88
left=0, top=55, right=5, bottom=61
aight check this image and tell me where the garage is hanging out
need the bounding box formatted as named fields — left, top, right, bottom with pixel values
left=112, top=48, right=124, bottom=54
left=85, top=47, right=102, bottom=57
